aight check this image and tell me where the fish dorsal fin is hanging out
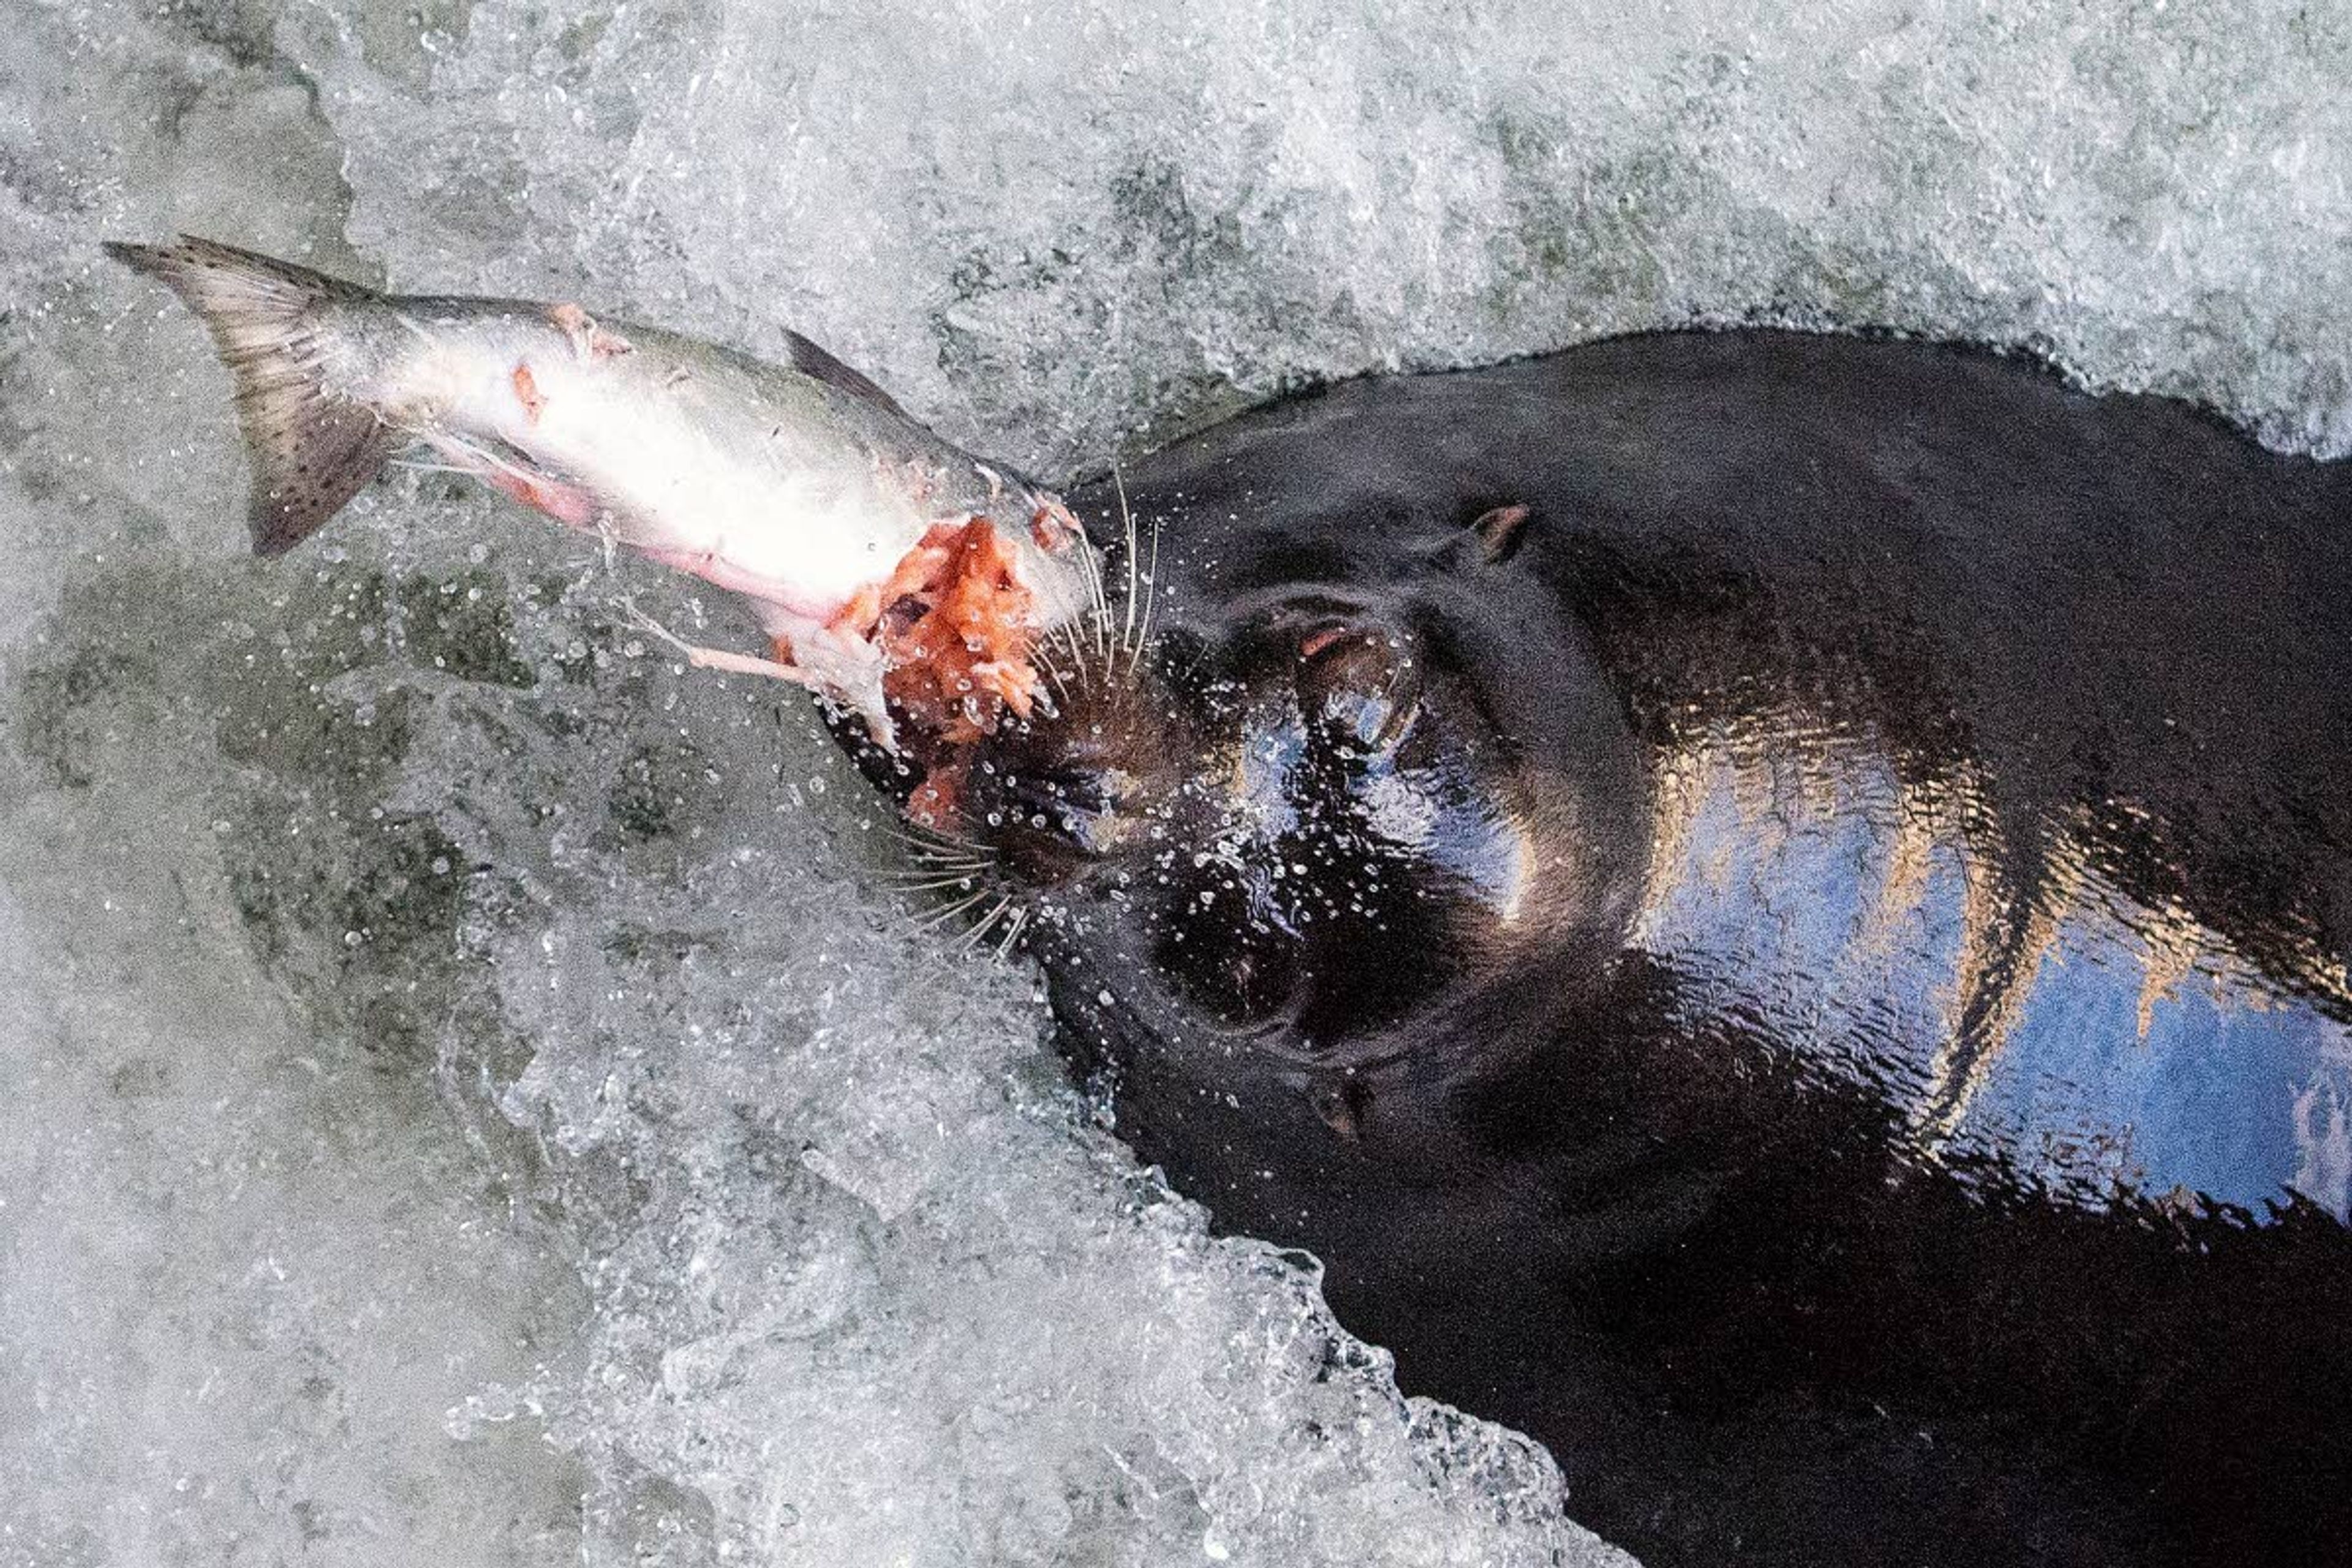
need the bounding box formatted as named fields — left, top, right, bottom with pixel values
left=783, top=330, right=907, bottom=419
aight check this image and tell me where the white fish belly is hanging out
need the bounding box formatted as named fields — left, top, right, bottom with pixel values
left=432, top=336, right=931, bottom=622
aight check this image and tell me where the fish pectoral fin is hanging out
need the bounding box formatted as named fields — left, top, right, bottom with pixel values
left=624, top=601, right=815, bottom=682
left=753, top=607, right=897, bottom=750
left=631, top=600, right=899, bottom=750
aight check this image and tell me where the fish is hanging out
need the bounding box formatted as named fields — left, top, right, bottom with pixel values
left=105, top=236, right=1101, bottom=749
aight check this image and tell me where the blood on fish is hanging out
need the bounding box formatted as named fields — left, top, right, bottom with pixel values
left=907, top=764, right=970, bottom=833
left=1030, top=501, right=1083, bottom=553
left=480, top=463, right=595, bottom=527
left=511, top=363, right=546, bottom=423
left=827, top=582, right=886, bottom=639
left=861, top=516, right=1040, bottom=745
left=548, top=302, right=631, bottom=361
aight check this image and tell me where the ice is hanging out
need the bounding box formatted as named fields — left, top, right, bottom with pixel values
left=7, top=0, right=2352, bottom=1563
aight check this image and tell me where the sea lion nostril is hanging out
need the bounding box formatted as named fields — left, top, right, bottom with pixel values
left=973, top=762, right=1133, bottom=859
left=1014, top=768, right=1112, bottom=823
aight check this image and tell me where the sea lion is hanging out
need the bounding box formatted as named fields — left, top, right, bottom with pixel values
left=854, top=330, right=2352, bottom=1568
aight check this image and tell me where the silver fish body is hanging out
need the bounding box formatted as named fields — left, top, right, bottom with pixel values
left=108, top=237, right=1097, bottom=745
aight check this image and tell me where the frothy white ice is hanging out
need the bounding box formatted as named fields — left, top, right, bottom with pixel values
left=8, top=1, right=2352, bottom=1563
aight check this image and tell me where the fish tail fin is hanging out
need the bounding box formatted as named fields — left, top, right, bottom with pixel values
left=105, top=236, right=395, bottom=557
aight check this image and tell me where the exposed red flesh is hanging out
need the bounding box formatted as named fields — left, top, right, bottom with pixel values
left=1030, top=501, right=1082, bottom=553
left=757, top=514, right=1044, bottom=754
left=1298, top=625, right=1355, bottom=660
left=511, top=363, right=546, bottom=423
left=906, top=760, right=971, bottom=833
left=547, top=302, right=632, bottom=361
left=872, top=516, right=1041, bottom=745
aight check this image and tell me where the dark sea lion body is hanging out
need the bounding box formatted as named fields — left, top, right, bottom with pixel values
left=888, top=330, right=2352, bottom=1567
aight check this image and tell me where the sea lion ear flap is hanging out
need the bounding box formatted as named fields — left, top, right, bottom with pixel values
left=1470, top=503, right=1535, bottom=565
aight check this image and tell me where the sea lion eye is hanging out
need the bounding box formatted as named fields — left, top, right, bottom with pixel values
left=1294, top=624, right=1420, bottom=760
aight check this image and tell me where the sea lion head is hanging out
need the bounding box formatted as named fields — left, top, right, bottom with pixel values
left=880, top=494, right=1654, bottom=1076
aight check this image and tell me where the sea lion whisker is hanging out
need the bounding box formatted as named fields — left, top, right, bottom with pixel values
left=880, top=869, right=989, bottom=891
left=908, top=867, right=994, bottom=886
left=1098, top=557, right=1124, bottom=686
left=957, top=894, right=1016, bottom=952
left=889, top=883, right=983, bottom=900
left=1046, top=610, right=1099, bottom=695
left=883, top=818, right=986, bottom=849
left=1115, top=463, right=1141, bottom=665
left=1132, top=503, right=1164, bottom=679
left=904, top=869, right=995, bottom=889
left=1077, top=513, right=1112, bottom=665
left=892, top=828, right=989, bottom=855
left=914, top=888, right=995, bottom=932
left=901, top=831, right=993, bottom=858
left=901, top=848, right=995, bottom=875
left=884, top=824, right=997, bottom=865
left=1050, top=613, right=1090, bottom=676
left=993, top=905, right=1030, bottom=959
left=1035, top=635, right=1076, bottom=700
